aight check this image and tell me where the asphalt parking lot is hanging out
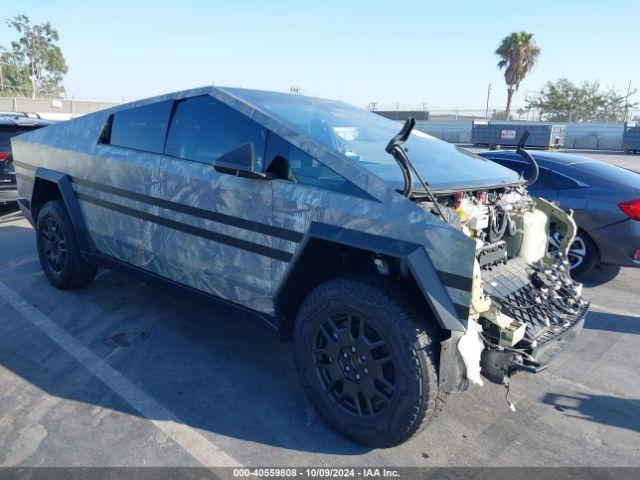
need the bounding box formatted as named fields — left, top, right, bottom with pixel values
left=0, top=150, right=639, bottom=467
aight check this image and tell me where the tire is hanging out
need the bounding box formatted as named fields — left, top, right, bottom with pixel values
left=293, top=275, right=445, bottom=448
left=36, top=200, right=97, bottom=290
left=549, top=227, right=599, bottom=279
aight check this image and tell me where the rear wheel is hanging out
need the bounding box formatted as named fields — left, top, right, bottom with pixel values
left=293, top=275, right=444, bottom=448
left=36, top=200, right=97, bottom=289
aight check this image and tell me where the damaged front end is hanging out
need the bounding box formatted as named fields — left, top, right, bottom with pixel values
left=386, top=119, right=588, bottom=390
left=428, top=187, right=588, bottom=389
left=448, top=187, right=588, bottom=383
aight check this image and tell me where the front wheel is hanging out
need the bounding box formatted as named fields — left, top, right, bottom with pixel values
left=293, top=275, right=444, bottom=448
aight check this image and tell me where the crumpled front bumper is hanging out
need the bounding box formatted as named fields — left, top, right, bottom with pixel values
left=530, top=301, right=588, bottom=365
left=480, top=301, right=588, bottom=384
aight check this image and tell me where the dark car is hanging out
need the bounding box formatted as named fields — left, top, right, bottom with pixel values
left=0, top=113, right=53, bottom=204
left=479, top=150, right=640, bottom=277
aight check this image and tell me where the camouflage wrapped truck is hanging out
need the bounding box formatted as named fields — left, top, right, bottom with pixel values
left=12, top=87, right=588, bottom=447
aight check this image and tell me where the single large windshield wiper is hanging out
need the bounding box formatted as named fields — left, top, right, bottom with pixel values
left=385, top=117, right=414, bottom=197
left=385, top=117, right=448, bottom=222
left=515, top=130, right=539, bottom=186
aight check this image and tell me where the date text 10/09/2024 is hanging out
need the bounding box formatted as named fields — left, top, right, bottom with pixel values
left=233, top=468, right=401, bottom=478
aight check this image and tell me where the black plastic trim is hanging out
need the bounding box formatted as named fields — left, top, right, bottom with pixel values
left=274, top=222, right=469, bottom=332
left=12, top=160, right=36, bottom=171
left=70, top=175, right=303, bottom=242
left=452, top=302, right=470, bottom=319
left=76, top=192, right=293, bottom=262
left=437, top=271, right=473, bottom=293
left=17, top=198, right=34, bottom=226
left=32, top=168, right=93, bottom=251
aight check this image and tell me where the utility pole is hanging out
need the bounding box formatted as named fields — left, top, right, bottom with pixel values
left=624, top=79, right=632, bottom=121
left=485, top=83, right=492, bottom=119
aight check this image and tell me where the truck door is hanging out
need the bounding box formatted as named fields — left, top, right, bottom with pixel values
left=158, top=95, right=276, bottom=315
left=264, top=133, right=373, bottom=291
left=80, top=100, right=172, bottom=272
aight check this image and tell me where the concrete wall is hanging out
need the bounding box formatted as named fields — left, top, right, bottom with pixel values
left=0, top=97, right=118, bottom=120
left=414, top=120, right=625, bottom=151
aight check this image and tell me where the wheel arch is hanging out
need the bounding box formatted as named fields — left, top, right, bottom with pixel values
left=30, top=168, right=92, bottom=252
left=274, top=223, right=468, bottom=341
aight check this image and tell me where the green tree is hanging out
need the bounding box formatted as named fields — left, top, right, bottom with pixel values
left=495, top=31, right=540, bottom=119
left=0, top=49, right=30, bottom=96
left=525, top=78, right=637, bottom=122
left=0, top=14, right=68, bottom=98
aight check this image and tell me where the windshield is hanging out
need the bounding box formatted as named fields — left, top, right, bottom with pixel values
left=224, top=88, right=521, bottom=191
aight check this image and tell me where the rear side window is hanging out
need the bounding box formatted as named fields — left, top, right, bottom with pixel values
left=107, top=100, right=173, bottom=154
left=164, top=95, right=266, bottom=167
left=551, top=172, right=581, bottom=189
left=496, top=159, right=532, bottom=179
left=535, top=168, right=555, bottom=189
left=496, top=159, right=556, bottom=189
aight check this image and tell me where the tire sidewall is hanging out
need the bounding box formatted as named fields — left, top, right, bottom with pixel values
left=569, top=229, right=598, bottom=279
left=294, top=279, right=431, bottom=442
left=36, top=201, right=76, bottom=287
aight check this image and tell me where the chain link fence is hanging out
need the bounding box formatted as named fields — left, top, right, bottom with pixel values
left=367, top=103, right=640, bottom=123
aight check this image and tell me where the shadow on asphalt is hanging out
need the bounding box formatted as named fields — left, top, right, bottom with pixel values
left=0, top=225, right=370, bottom=456
left=0, top=201, right=22, bottom=224
left=581, top=264, right=622, bottom=287
left=542, top=392, right=640, bottom=433
left=584, top=311, right=640, bottom=335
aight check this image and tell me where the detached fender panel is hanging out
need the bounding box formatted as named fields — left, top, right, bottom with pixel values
left=274, top=222, right=468, bottom=333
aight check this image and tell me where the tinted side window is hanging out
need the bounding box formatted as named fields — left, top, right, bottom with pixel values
left=551, top=172, right=580, bottom=189
left=108, top=100, right=173, bottom=154
left=164, top=95, right=266, bottom=167
left=535, top=167, right=555, bottom=189
left=496, top=159, right=557, bottom=188
left=266, top=133, right=370, bottom=198
left=496, top=159, right=531, bottom=179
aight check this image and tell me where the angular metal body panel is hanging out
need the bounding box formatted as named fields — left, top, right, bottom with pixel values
left=12, top=86, right=477, bottom=331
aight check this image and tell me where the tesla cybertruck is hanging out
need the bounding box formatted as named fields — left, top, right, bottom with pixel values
left=12, top=86, right=587, bottom=447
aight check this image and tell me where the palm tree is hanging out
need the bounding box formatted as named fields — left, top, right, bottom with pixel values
left=495, top=32, right=540, bottom=119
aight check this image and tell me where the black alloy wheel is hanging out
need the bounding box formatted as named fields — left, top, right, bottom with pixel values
left=313, top=312, right=396, bottom=417
left=36, top=200, right=97, bottom=289
left=294, top=275, right=445, bottom=447
left=40, top=216, right=67, bottom=274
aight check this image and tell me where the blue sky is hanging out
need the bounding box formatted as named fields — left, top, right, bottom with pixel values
left=1, top=0, right=638, bottom=110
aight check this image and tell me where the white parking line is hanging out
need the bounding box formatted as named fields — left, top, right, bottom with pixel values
left=0, top=281, right=241, bottom=467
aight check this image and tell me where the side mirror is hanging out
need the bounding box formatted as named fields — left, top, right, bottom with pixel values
left=213, top=143, right=274, bottom=180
